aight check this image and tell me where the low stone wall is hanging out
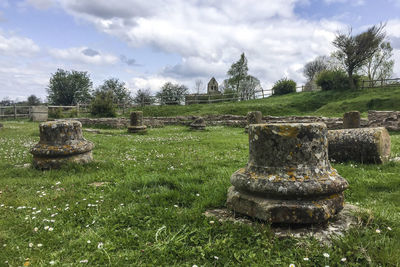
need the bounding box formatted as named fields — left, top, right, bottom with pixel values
left=73, top=118, right=128, bottom=128
left=69, top=111, right=399, bottom=130
left=368, top=110, right=400, bottom=131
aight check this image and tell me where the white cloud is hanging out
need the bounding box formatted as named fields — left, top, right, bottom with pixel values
left=22, top=0, right=56, bottom=9
left=0, top=31, right=40, bottom=56
left=49, top=46, right=118, bottom=65
left=324, top=0, right=365, bottom=6
left=57, top=0, right=344, bottom=89
left=129, top=75, right=179, bottom=94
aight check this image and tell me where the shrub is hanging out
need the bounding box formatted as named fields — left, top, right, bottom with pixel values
left=315, top=70, right=360, bottom=91
left=90, top=90, right=116, bottom=117
left=156, top=82, right=188, bottom=105
left=48, top=107, right=64, bottom=119
left=272, top=78, right=296, bottom=95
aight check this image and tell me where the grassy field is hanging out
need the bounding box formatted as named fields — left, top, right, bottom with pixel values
left=130, top=87, right=400, bottom=118
left=0, top=121, right=399, bottom=266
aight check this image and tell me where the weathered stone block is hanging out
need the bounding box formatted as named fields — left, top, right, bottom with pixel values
left=30, top=120, right=94, bottom=169
left=245, top=111, right=262, bottom=133
left=328, top=127, right=391, bottom=164
left=190, top=117, right=206, bottom=130
left=226, top=123, right=348, bottom=224
left=31, top=106, right=48, bottom=122
left=368, top=110, right=400, bottom=131
left=343, top=111, right=360, bottom=128
left=128, top=111, right=147, bottom=133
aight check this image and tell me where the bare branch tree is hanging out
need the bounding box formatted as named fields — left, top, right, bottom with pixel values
left=333, top=23, right=386, bottom=89
left=194, top=79, right=203, bottom=94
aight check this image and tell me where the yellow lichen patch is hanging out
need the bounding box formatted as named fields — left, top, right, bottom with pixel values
left=276, top=125, right=299, bottom=138
left=306, top=209, right=313, bottom=218
left=325, top=194, right=339, bottom=200
left=237, top=168, right=246, bottom=174
left=296, top=143, right=302, bottom=148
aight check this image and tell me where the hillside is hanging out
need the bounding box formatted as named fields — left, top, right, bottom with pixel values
left=131, top=87, right=400, bottom=118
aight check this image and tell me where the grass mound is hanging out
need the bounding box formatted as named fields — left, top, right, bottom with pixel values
left=131, top=87, right=400, bottom=117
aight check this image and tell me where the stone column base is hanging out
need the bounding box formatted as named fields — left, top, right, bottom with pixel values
left=127, top=125, right=147, bottom=133
left=32, top=151, right=93, bottom=170
left=226, top=186, right=345, bottom=224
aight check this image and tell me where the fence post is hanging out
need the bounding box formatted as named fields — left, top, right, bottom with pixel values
left=76, top=103, right=80, bottom=117
left=208, top=94, right=211, bottom=104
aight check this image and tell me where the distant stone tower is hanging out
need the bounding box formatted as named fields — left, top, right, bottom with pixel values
left=207, top=77, right=219, bottom=94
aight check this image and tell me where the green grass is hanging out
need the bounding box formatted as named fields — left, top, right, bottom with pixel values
left=130, top=87, right=400, bottom=118
left=0, top=121, right=399, bottom=266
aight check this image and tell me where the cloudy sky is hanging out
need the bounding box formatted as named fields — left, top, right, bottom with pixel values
left=1, top=0, right=400, bottom=101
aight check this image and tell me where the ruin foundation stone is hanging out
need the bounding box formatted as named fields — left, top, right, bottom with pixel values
left=226, top=123, right=348, bottom=224
left=245, top=111, right=263, bottom=133
left=328, top=127, right=391, bottom=164
left=127, top=111, right=147, bottom=133
left=30, top=120, right=94, bottom=169
left=343, top=111, right=360, bottom=129
left=31, top=106, right=48, bottom=122
left=190, top=117, right=206, bottom=130
left=368, top=110, right=400, bottom=131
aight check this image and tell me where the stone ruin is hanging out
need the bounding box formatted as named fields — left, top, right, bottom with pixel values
left=226, top=123, right=349, bottom=224
left=207, top=77, right=220, bottom=94
left=328, top=127, right=391, bottom=164
left=190, top=117, right=206, bottom=130
left=245, top=111, right=263, bottom=133
left=30, top=120, right=94, bottom=169
left=127, top=111, right=147, bottom=133
left=343, top=111, right=360, bottom=129
left=31, top=106, right=48, bottom=122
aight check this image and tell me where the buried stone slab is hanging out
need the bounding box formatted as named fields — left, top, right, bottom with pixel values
left=127, top=111, right=147, bottom=133
left=190, top=117, right=206, bottom=130
left=30, top=120, right=94, bottom=169
left=327, top=127, right=391, bottom=164
left=226, top=123, right=348, bottom=224
left=205, top=204, right=360, bottom=244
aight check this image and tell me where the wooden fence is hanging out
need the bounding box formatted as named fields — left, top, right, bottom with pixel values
left=0, top=105, right=31, bottom=119
left=361, top=78, right=400, bottom=89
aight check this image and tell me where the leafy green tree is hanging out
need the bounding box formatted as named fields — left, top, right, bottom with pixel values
left=133, top=89, right=155, bottom=106
left=361, top=41, right=394, bottom=85
left=333, top=24, right=386, bottom=89
left=272, top=78, right=296, bottom=95
left=47, top=69, right=93, bottom=105
left=27, top=95, right=41, bottom=106
left=224, top=53, right=261, bottom=100
left=224, top=53, right=249, bottom=95
left=95, top=78, right=132, bottom=105
left=90, top=90, right=116, bottom=117
left=156, top=82, right=188, bottom=105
